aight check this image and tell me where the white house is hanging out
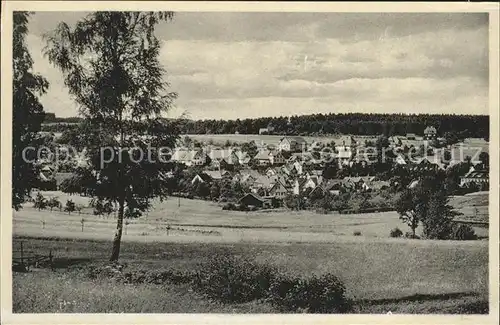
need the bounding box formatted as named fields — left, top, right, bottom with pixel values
left=278, top=136, right=308, bottom=152
left=269, top=179, right=290, bottom=199
left=460, top=167, right=489, bottom=187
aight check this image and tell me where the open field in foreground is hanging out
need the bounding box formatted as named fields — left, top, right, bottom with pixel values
left=12, top=191, right=489, bottom=313
left=12, top=237, right=488, bottom=314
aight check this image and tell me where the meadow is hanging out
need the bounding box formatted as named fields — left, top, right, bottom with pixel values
left=12, top=237, right=489, bottom=314
left=14, top=191, right=489, bottom=243
left=11, top=191, right=490, bottom=313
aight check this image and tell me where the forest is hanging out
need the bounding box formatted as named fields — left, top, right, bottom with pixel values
left=42, top=113, right=489, bottom=139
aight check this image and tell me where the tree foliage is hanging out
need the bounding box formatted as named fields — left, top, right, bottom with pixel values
left=47, top=197, right=61, bottom=211
left=44, top=11, right=178, bottom=261
left=64, top=199, right=76, bottom=214
left=12, top=12, right=49, bottom=209
left=396, top=173, right=459, bottom=238
left=33, top=192, right=47, bottom=210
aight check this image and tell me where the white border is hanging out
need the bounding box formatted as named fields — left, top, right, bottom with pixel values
left=1, top=2, right=499, bottom=325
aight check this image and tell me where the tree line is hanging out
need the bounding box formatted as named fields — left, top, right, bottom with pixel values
left=43, top=112, right=489, bottom=139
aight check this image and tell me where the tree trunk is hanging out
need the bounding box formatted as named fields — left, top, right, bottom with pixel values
left=110, top=196, right=125, bottom=261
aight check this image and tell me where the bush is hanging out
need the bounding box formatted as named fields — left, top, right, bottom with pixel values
left=33, top=192, right=47, bottom=210
left=222, top=203, right=237, bottom=211
left=353, top=231, right=362, bottom=236
left=389, top=227, right=403, bottom=238
left=63, top=199, right=76, bottom=214
left=451, top=224, right=477, bottom=240
left=405, top=231, right=420, bottom=239
left=192, top=252, right=274, bottom=303
left=315, top=207, right=329, bottom=214
left=267, top=272, right=353, bottom=313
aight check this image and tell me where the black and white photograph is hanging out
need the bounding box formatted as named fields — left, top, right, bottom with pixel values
left=1, top=1, right=499, bottom=324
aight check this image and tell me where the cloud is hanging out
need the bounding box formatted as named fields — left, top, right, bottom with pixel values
left=27, top=33, right=77, bottom=117
left=25, top=12, right=489, bottom=119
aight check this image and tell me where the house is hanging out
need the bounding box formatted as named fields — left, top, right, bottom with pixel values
left=208, top=148, right=238, bottom=165
left=253, top=150, right=273, bottom=166
left=270, top=151, right=287, bottom=165
left=308, top=141, right=324, bottom=151
left=338, top=135, right=356, bottom=149
left=253, top=149, right=286, bottom=166
left=337, top=147, right=352, bottom=166
left=269, top=178, right=291, bottom=199
left=238, top=193, right=271, bottom=209
left=302, top=175, right=322, bottom=191
left=251, top=175, right=276, bottom=193
left=280, top=165, right=292, bottom=176
left=40, top=165, right=55, bottom=179
left=365, top=180, right=390, bottom=191
left=460, top=168, right=489, bottom=187
left=171, top=149, right=207, bottom=166
left=192, top=173, right=214, bottom=185
left=395, top=154, right=408, bottom=165
left=389, top=136, right=402, bottom=147
left=424, top=126, right=438, bottom=140
left=192, top=170, right=224, bottom=185
left=414, top=156, right=446, bottom=170
left=209, top=158, right=231, bottom=170
left=406, top=133, right=417, bottom=140
left=310, top=179, right=343, bottom=197
left=237, top=169, right=262, bottom=185
left=258, top=123, right=275, bottom=135
left=53, top=172, right=74, bottom=190
left=355, top=148, right=378, bottom=165
left=277, top=136, right=308, bottom=152
left=289, top=151, right=315, bottom=162
left=265, top=167, right=278, bottom=177
left=290, top=161, right=304, bottom=175
left=342, top=176, right=370, bottom=191
left=292, top=178, right=308, bottom=195
left=234, top=150, right=251, bottom=166
left=408, top=179, right=420, bottom=189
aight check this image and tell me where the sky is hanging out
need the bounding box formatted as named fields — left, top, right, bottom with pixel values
left=26, top=12, right=489, bottom=120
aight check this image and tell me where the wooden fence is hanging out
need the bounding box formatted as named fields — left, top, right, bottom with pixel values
left=12, top=241, right=54, bottom=272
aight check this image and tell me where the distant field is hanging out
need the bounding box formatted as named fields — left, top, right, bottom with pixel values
left=186, top=134, right=379, bottom=146
left=449, top=192, right=489, bottom=223
left=17, top=191, right=489, bottom=243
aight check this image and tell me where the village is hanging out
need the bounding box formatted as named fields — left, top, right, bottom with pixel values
left=36, top=124, right=489, bottom=214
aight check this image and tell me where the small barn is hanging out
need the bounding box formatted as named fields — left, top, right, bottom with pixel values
left=238, top=193, right=271, bottom=209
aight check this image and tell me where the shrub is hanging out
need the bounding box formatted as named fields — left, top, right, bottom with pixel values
left=389, top=227, right=403, bottom=238
left=64, top=199, right=76, bottom=214
left=33, top=192, right=47, bottom=210
left=451, top=224, right=477, bottom=240
left=222, top=202, right=236, bottom=210
left=267, top=272, right=353, bottom=313
left=405, top=231, right=420, bottom=239
left=47, top=197, right=61, bottom=211
left=353, top=231, right=362, bottom=236
left=192, top=252, right=274, bottom=303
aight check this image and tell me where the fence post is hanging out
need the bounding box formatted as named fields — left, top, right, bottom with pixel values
left=20, top=242, right=24, bottom=267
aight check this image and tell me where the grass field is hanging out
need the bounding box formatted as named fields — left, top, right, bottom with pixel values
left=185, top=134, right=403, bottom=147
left=16, top=191, right=489, bottom=243
left=12, top=190, right=490, bottom=314
left=12, top=237, right=489, bottom=314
